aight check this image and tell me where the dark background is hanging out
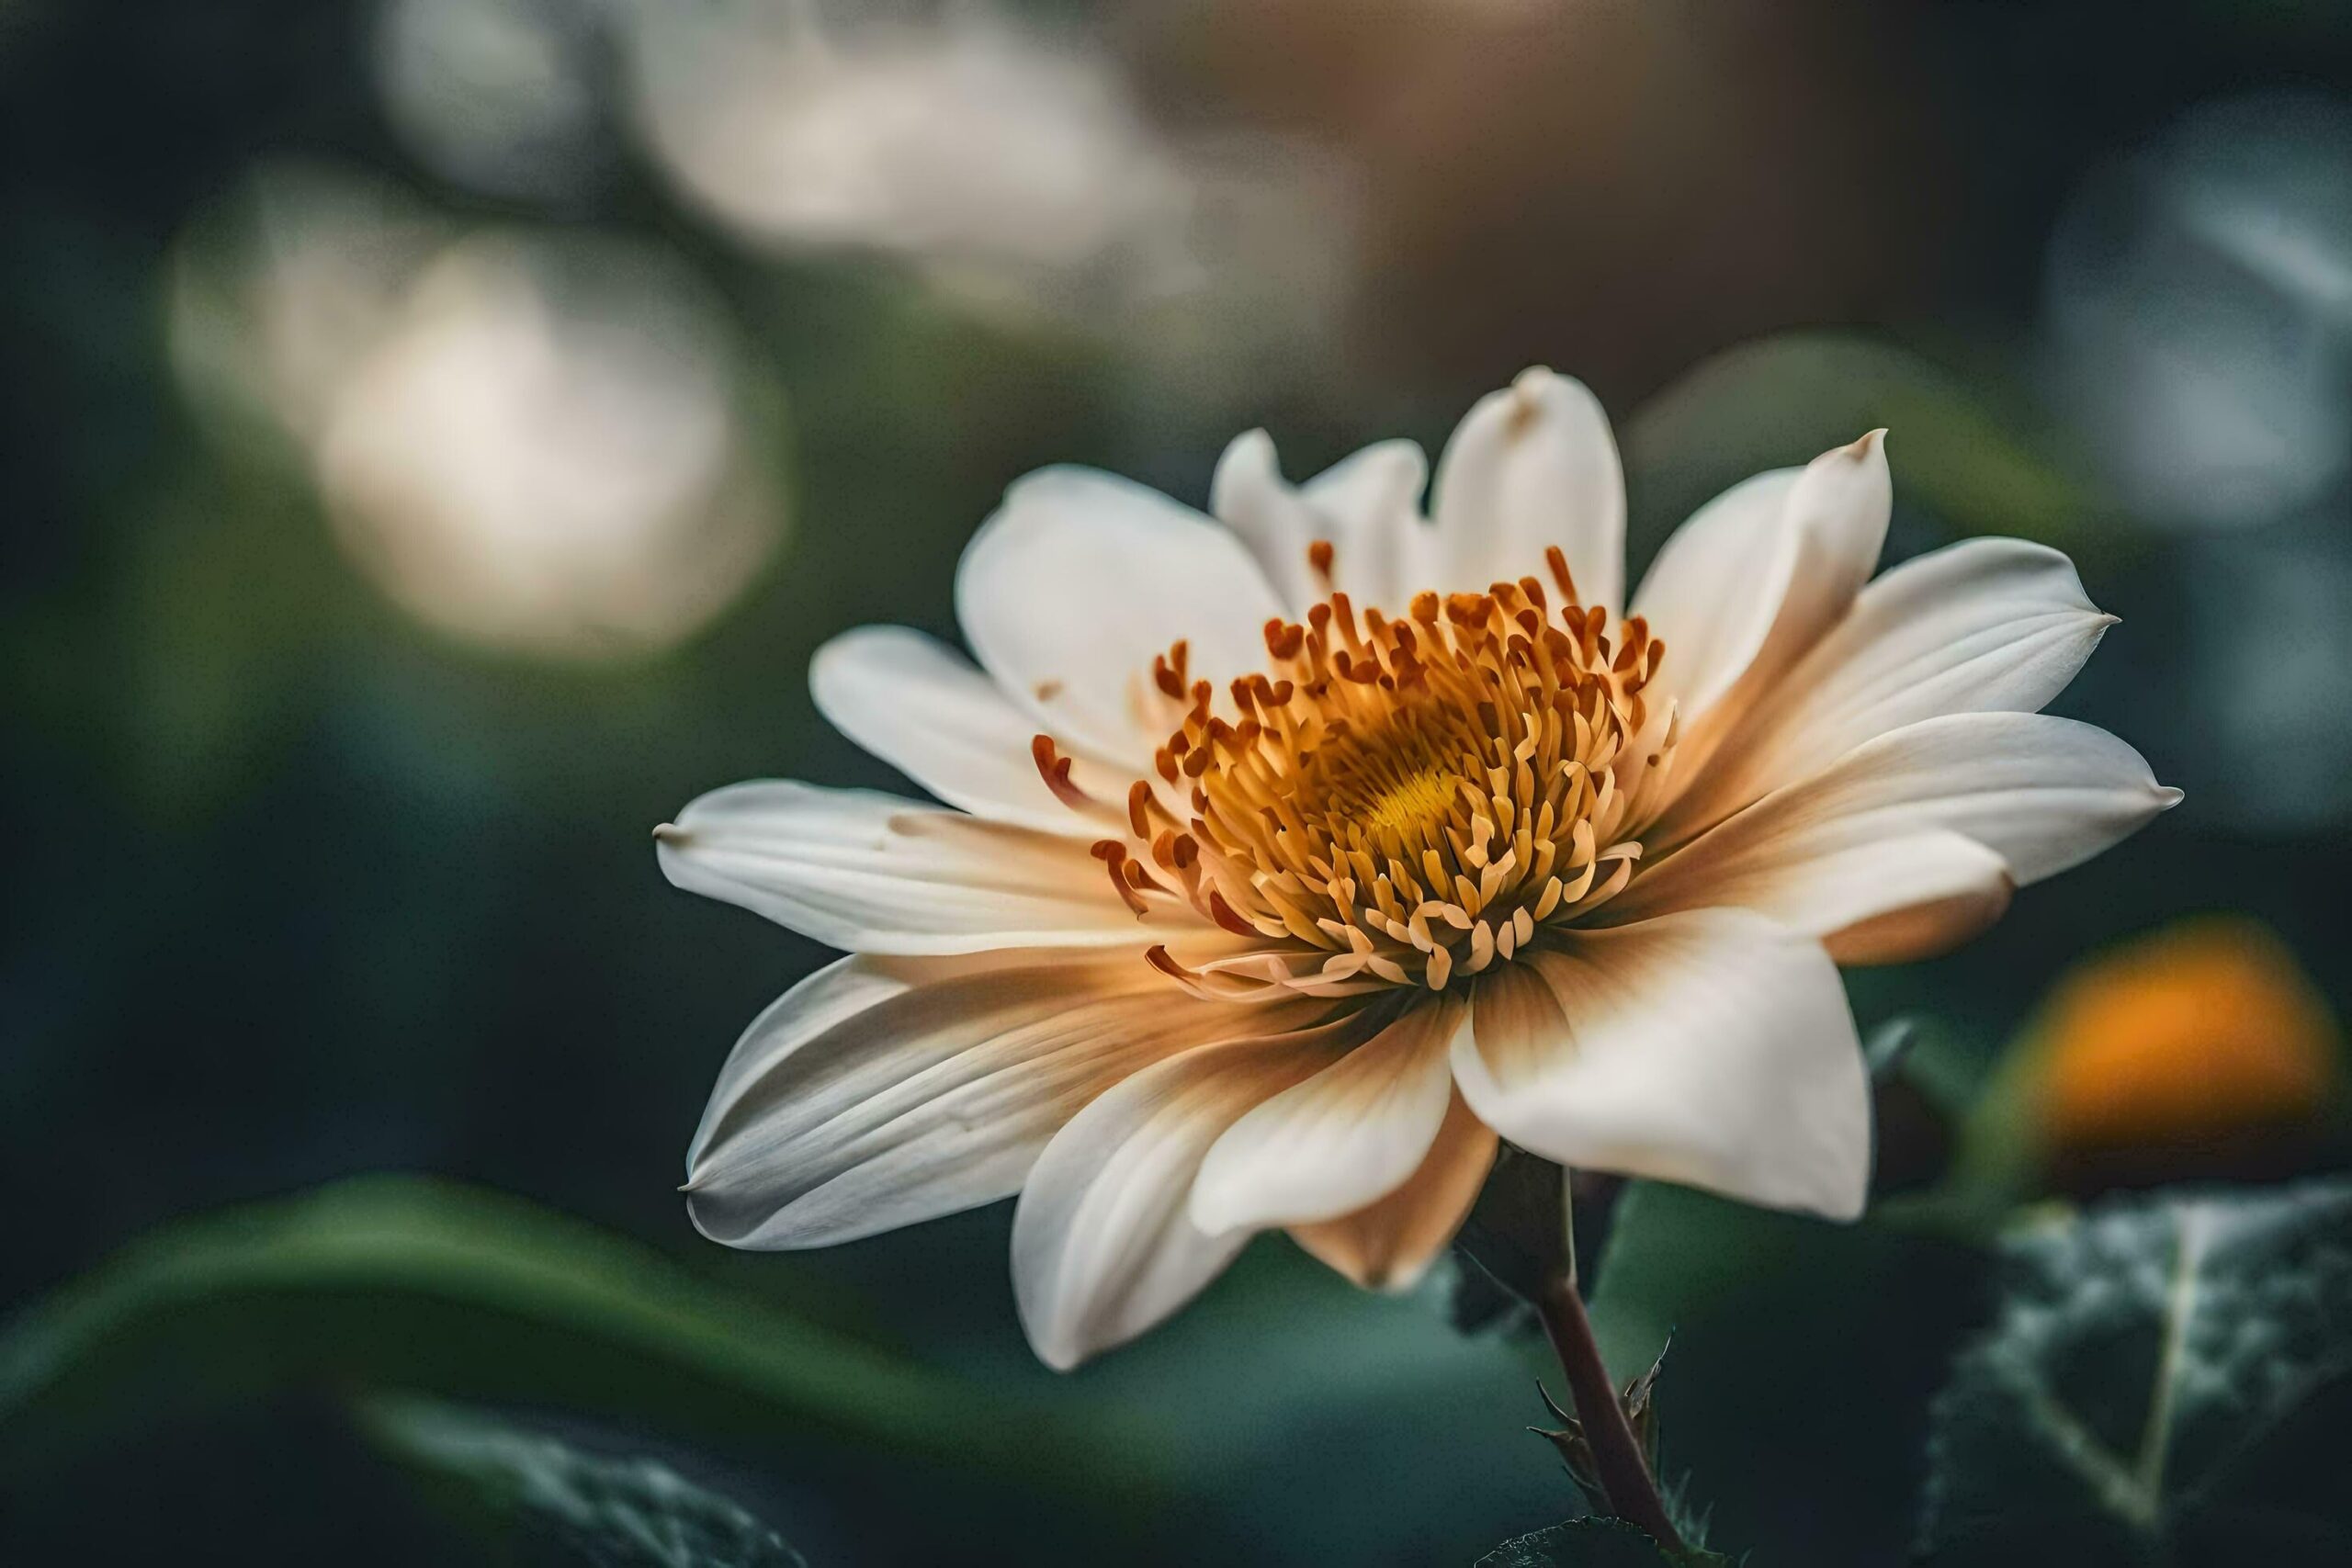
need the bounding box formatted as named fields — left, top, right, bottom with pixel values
left=5, top=0, right=2350, bottom=1562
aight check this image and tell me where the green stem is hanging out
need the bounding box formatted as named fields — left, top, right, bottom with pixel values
left=1534, top=1260, right=1685, bottom=1552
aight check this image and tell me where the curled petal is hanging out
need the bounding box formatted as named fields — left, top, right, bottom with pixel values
left=1643, top=433, right=1892, bottom=818
left=1432, top=367, right=1625, bottom=610
left=1452, top=911, right=1871, bottom=1220
left=1630, top=468, right=1807, bottom=719
left=1289, top=1088, right=1497, bottom=1292
left=1657, top=536, right=2113, bottom=840
left=1606, top=711, right=2178, bottom=944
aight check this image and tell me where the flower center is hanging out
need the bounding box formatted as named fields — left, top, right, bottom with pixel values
left=1035, top=544, right=1679, bottom=998
left=1359, top=761, right=1457, bottom=841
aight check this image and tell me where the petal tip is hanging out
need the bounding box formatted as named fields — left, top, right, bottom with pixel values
left=2156, top=784, right=2186, bottom=810
left=652, top=821, right=688, bottom=845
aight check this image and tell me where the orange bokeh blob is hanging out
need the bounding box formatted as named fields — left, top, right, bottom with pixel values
left=2034, top=918, right=2342, bottom=1155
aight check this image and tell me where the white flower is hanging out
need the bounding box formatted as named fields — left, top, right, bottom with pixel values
left=659, top=368, right=2177, bottom=1368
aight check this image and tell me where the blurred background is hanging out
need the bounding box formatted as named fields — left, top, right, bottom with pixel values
left=5, top=0, right=2352, bottom=1562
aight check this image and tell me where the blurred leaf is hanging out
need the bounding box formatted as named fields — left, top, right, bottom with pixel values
left=363, top=1396, right=804, bottom=1568
left=1440, top=1253, right=1536, bottom=1338
left=1473, top=1517, right=1729, bottom=1566
left=1623, top=333, right=2094, bottom=556
left=1865, top=1017, right=1922, bottom=1082
left=1588, top=1182, right=1991, bottom=1567
left=0, top=1176, right=1133, bottom=1502
left=1918, top=1178, right=2352, bottom=1564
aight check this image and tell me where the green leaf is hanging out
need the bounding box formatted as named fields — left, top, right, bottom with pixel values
left=1622, top=332, right=2095, bottom=557
left=1588, top=1181, right=1991, bottom=1567
left=363, top=1396, right=805, bottom=1568
left=1918, top=1177, right=2352, bottom=1563
left=1474, top=1517, right=1728, bottom=1566
left=0, top=1175, right=1134, bottom=1504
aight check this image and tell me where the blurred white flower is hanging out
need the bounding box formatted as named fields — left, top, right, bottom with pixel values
left=628, top=0, right=1175, bottom=269
left=659, top=370, right=2175, bottom=1367
left=168, top=164, right=785, bottom=662
left=2045, top=91, right=2352, bottom=531
left=168, top=162, right=449, bottom=449
left=623, top=0, right=1359, bottom=402
left=370, top=0, right=616, bottom=201
left=315, top=235, right=783, bottom=661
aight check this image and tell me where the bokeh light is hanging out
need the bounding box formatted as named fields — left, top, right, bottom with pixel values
left=2030, top=917, right=2342, bottom=1173
left=313, top=233, right=784, bottom=662
left=167, top=161, right=451, bottom=451
left=168, top=164, right=785, bottom=661
left=623, top=0, right=1360, bottom=404
left=2044, top=91, right=2352, bottom=533
left=369, top=0, right=616, bottom=202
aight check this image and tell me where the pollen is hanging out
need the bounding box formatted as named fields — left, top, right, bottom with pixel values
left=1044, top=541, right=1683, bottom=998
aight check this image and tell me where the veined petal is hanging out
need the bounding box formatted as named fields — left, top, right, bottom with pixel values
left=1452, top=911, right=1871, bottom=1220
left=1658, top=537, right=2113, bottom=841
left=1605, top=711, right=2178, bottom=942
left=1600, top=825, right=2013, bottom=965
left=810, top=625, right=1123, bottom=835
left=1190, top=996, right=1468, bottom=1233
left=1012, top=1017, right=1366, bottom=1369
left=956, top=467, right=1287, bottom=766
left=1212, top=432, right=1433, bottom=615
left=1290, top=1088, right=1497, bottom=1291
left=686, top=951, right=1321, bottom=1250
left=1432, top=368, right=1625, bottom=611
left=656, top=780, right=1194, bottom=953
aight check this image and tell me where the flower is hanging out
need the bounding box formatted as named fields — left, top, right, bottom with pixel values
left=2031, top=917, right=2339, bottom=1159
left=658, top=368, right=2177, bottom=1367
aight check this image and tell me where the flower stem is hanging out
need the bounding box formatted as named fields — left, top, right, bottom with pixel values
left=1534, top=1261, right=1686, bottom=1552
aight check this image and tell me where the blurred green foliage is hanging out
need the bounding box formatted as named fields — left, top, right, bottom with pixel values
left=362, top=1396, right=808, bottom=1568
left=1918, top=1179, right=2352, bottom=1563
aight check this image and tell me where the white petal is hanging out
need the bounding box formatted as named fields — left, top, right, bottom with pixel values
left=1818, top=837, right=2017, bottom=966
left=686, top=952, right=1320, bottom=1249
left=810, top=625, right=1123, bottom=835
left=1431, top=367, right=1625, bottom=609
left=1209, top=430, right=1323, bottom=611
left=1608, top=711, right=2177, bottom=945
left=1212, top=431, right=1434, bottom=614
left=1628, top=468, right=1804, bottom=718
left=1600, top=825, right=2013, bottom=965
left=1011, top=1018, right=1362, bottom=1369
left=1289, top=1088, right=1498, bottom=1291
left=656, top=780, right=1192, bottom=953
left=956, top=467, right=1287, bottom=765
left=1643, top=434, right=1893, bottom=818
left=1190, top=997, right=1467, bottom=1233
left=1452, top=911, right=1871, bottom=1220
left=1659, top=536, right=2113, bottom=840
left=1301, top=437, right=1433, bottom=611
left=1755, top=429, right=1894, bottom=662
